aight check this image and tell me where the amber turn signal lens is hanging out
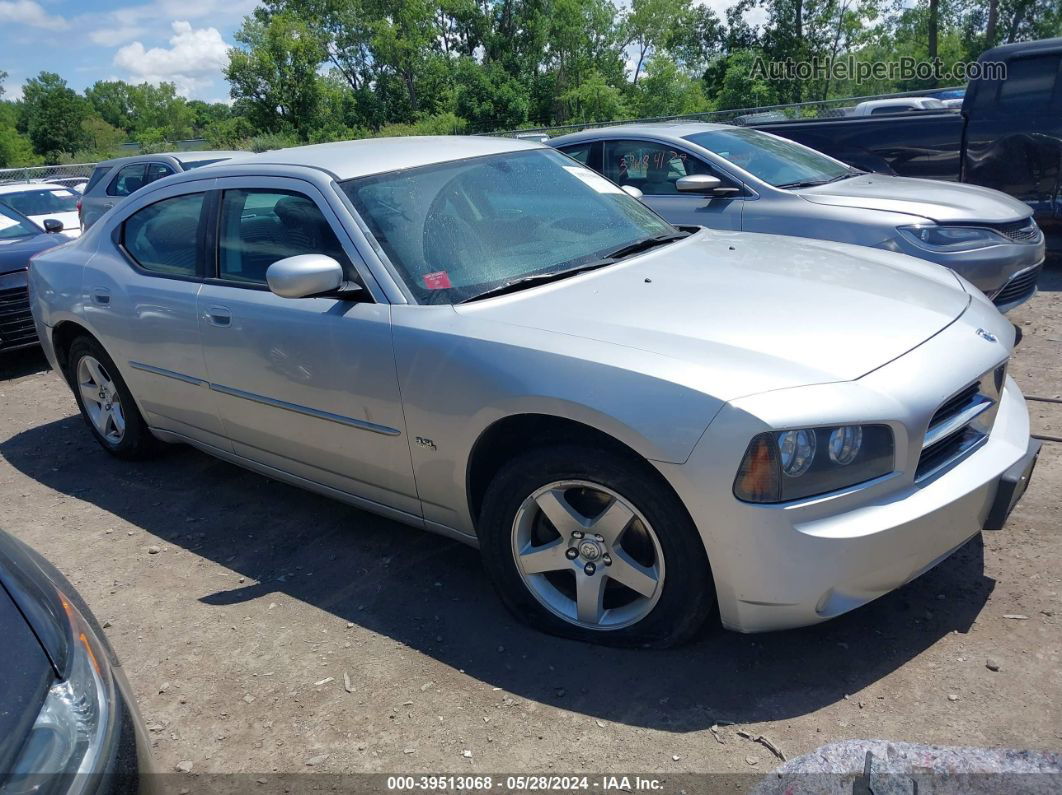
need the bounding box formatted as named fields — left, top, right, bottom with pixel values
left=733, top=432, right=782, bottom=503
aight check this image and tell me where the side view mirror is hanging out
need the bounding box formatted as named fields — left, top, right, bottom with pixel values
left=675, top=175, right=741, bottom=196
left=266, top=254, right=363, bottom=300
left=43, top=218, right=64, bottom=233
left=621, top=185, right=644, bottom=199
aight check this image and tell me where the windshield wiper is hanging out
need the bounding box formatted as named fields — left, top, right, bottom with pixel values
left=597, top=231, right=690, bottom=261
left=777, top=171, right=861, bottom=189
left=459, top=260, right=619, bottom=303
left=459, top=232, right=690, bottom=303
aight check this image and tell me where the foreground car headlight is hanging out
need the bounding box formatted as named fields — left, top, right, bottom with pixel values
left=734, top=424, right=894, bottom=503
left=5, top=593, right=115, bottom=795
left=898, top=224, right=1009, bottom=252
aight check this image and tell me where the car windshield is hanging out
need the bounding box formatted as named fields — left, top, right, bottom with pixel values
left=0, top=188, right=78, bottom=217
left=0, top=204, right=40, bottom=240
left=342, top=149, right=675, bottom=304
left=683, top=128, right=853, bottom=188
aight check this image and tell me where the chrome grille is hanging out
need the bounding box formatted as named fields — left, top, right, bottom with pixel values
left=0, top=285, right=38, bottom=350
left=994, top=219, right=1041, bottom=243
left=993, top=263, right=1041, bottom=308
left=916, top=365, right=1006, bottom=482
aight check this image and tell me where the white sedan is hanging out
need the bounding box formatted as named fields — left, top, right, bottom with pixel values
left=0, top=182, right=81, bottom=237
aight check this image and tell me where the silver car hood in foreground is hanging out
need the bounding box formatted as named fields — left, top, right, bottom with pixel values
left=796, top=174, right=1032, bottom=224
left=458, top=230, right=970, bottom=400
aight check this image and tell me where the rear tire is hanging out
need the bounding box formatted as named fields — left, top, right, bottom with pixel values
left=478, top=445, right=716, bottom=648
left=67, top=336, right=160, bottom=459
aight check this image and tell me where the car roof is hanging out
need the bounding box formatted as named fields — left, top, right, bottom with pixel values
left=95, top=150, right=246, bottom=168
left=225, top=136, right=543, bottom=180
left=550, top=122, right=735, bottom=145
left=0, top=182, right=71, bottom=195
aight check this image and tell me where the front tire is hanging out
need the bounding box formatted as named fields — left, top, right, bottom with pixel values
left=67, top=336, right=159, bottom=459
left=478, top=445, right=716, bottom=647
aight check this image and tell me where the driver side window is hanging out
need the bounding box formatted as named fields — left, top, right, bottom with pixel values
left=217, top=189, right=353, bottom=285
left=602, top=140, right=716, bottom=196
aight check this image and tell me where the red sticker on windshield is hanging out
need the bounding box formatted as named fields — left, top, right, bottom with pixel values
left=423, top=271, right=452, bottom=289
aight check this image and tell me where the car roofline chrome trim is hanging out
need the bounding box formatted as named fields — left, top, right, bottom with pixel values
left=128, top=360, right=401, bottom=437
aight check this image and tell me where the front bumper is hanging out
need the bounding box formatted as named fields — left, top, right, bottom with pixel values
left=887, top=234, right=1044, bottom=313
left=659, top=300, right=1033, bottom=633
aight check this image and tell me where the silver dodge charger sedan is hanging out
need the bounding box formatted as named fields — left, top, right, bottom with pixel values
left=550, top=123, right=1045, bottom=312
left=28, top=136, right=1039, bottom=647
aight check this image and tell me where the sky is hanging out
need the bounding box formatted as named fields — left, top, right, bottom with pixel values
left=0, top=0, right=261, bottom=103
left=0, top=0, right=757, bottom=105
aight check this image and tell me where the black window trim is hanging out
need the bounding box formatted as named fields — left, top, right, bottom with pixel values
left=114, top=190, right=211, bottom=283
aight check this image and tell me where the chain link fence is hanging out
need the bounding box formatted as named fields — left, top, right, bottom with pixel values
left=0, top=163, right=98, bottom=186
left=486, top=86, right=964, bottom=138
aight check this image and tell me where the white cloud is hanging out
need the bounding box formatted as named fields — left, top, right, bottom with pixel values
left=0, top=0, right=69, bottom=29
left=90, top=26, right=148, bottom=47
left=113, top=20, right=231, bottom=97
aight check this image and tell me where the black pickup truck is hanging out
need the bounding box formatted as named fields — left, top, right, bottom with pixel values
left=754, top=38, right=1062, bottom=254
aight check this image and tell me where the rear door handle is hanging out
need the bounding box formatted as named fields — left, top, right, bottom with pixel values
left=91, top=288, right=110, bottom=305
left=206, top=306, right=231, bottom=327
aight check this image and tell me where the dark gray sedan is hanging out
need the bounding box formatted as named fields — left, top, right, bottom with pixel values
left=0, top=528, right=151, bottom=791
left=551, top=123, right=1045, bottom=312
left=1, top=204, right=69, bottom=353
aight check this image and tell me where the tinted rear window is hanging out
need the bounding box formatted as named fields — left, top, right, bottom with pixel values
left=999, top=54, right=1060, bottom=109
left=84, top=166, right=111, bottom=194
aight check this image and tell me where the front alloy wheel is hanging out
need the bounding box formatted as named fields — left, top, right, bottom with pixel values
left=512, top=481, right=664, bottom=629
left=479, top=445, right=716, bottom=647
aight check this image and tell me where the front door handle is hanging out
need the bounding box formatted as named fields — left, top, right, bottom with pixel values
left=206, top=306, right=231, bottom=327
left=91, top=288, right=110, bottom=305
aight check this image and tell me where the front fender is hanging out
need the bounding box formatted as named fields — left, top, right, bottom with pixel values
left=391, top=309, right=724, bottom=534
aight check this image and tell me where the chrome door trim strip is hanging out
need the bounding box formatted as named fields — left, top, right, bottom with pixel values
left=208, top=382, right=402, bottom=436
left=128, top=361, right=207, bottom=386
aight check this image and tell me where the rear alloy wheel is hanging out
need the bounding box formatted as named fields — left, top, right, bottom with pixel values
left=479, top=445, right=716, bottom=647
left=76, top=355, right=126, bottom=445
left=67, top=336, right=160, bottom=459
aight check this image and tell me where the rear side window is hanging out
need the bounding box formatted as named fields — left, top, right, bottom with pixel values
left=999, top=54, right=1060, bottom=109
left=180, top=158, right=230, bottom=170
left=144, top=163, right=175, bottom=185
left=108, top=164, right=147, bottom=197
left=84, top=166, right=111, bottom=195
left=558, top=143, right=592, bottom=165
left=217, top=189, right=352, bottom=285
left=122, top=193, right=205, bottom=277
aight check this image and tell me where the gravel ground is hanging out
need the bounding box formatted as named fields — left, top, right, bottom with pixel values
left=0, top=265, right=1059, bottom=781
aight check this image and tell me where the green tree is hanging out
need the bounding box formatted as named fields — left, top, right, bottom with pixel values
left=633, top=55, right=710, bottom=117
left=561, top=70, right=628, bottom=121
left=20, top=72, right=90, bottom=158
left=85, top=81, right=135, bottom=132
left=227, top=10, right=327, bottom=137
left=622, top=0, right=696, bottom=84
left=453, top=58, right=529, bottom=132
left=716, top=49, right=781, bottom=110
left=81, top=115, right=126, bottom=155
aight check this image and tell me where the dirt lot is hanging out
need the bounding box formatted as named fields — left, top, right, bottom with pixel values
left=1, top=266, right=1060, bottom=780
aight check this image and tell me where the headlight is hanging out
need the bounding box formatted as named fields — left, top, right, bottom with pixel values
left=5, top=593, right=115, bottom=795
left=898, top=224, right=1009, bottom=252
left=734, top=424, right=894, bottom=503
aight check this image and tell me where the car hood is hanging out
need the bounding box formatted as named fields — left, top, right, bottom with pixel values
left=457, top=229, right=970, bottom=400
left=0, top=232, right=67, bottom=276
left=796, top=174, right=1032, bottom=224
